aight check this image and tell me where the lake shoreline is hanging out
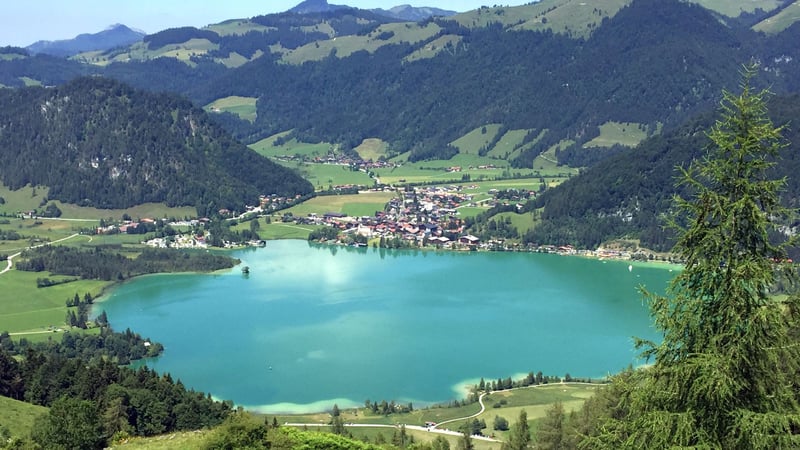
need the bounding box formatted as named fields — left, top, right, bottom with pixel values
left=98, top=240, right=672, bottom=412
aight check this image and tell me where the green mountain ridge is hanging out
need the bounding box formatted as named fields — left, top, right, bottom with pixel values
left=527, top=94, right=800, bottom=254
left=1, top=0, right=799, bottom=178
left=0, top=77, right=313, bottom=213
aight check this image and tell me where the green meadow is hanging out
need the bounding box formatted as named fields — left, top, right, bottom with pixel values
left=0, top=397, right=48, bottom=440
left=354, top=138, right=390, bottom=162
left=583, top=121, right=648, bottom=148
left=283, top=191, right=397, bottom=218
left=486, top=129, right=538, bottom=160
left=404, top=35, right=464, bottom=62
left=205, top=20, right=271, bottom=36
left=281, top=22, right=441, bottom=64
left=453, top=0, right=631, bottom=38
left=0, top=269, right=110, bottom=335
left=450, top=124, right=504, bottom=155
left=0, top=183, right=196, bottom=221
left=277, top=162, right=375, bottom=190
left=204, top=96, right=258, bottom=122
left=753, top=0, right=800, bottom=33
left=694, top=0, right=783, bottom=17
left=249, top=134, right=332, bottom=159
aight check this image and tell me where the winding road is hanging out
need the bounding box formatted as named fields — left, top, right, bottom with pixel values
left=284, top=392, right=499, bottom=443
left=0, top=233, right=85, bottom=276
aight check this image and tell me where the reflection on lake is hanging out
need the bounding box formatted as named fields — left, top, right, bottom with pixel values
left=99, top=240, right=673, bottom=413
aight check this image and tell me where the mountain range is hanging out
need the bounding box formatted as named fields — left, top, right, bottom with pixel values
left=1, top=0, right=800, bottom=247
left=289, top=0, right=456, bottom=19
left=25, top=24, right=145, bottom=58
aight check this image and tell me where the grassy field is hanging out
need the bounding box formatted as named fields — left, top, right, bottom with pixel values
left=404, top=35, right=464, bottom=62
left=693, top=0, right=783, bottom=17
left=284, top=192, right=397, bottom=218
left=2, top=384, right=600, bottom=449
left=0, top=396, right=48, bottom=440
left=267, top=383, right=599, bottom=449
left=0, top=266, right=111, bottom=334
left=450, top=125, right=503, bottom=155
left=249, top=135, right=332, bottom=159
left=204, top=96, right=258, bottom=122
left=493, top=211, right=538, bottom=235
left=231, top=220, right=323, bottom=241
left=281, top=22, right=441, bottom=64
left=583, top=121, right=648, bottom=148
left=276, top=162, right=375, bottom=190
left=452, top=0, right=630, bottom=38
left=355, top=138, right=389, bottom=162
left=753, top=0, right=800, bottom=33
left=205, top=19, right=271, bottom=36
left=0, top=183, right=196, bottom=221
left=485, top=129, right=536, bottom=160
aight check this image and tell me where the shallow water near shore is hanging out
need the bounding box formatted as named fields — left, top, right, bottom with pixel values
left=98, top=240, right=675, bottom=413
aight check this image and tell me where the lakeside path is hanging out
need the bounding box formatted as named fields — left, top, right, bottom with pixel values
left=285, top=382, right=604, bottom=444
left=0, top=233, right=85, bottom=277
left=285, top=392, right=500, bottom=443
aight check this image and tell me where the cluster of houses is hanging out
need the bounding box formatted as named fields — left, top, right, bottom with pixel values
left=297, top=185, right=498, bottom=249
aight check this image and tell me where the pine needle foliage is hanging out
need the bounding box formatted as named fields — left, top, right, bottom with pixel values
left=585, top=65, right=800, bottom=449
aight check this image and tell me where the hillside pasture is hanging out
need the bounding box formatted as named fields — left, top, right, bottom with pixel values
left=492, top=211, right=538, bottom=235
left=92, top=39, right=217, bottom=66
left=0, top=269, right=110, bottom=334
left=404, top=35, right=464, bottom=62
left=693, top=0, right=783, bottom=17
left=205, top=20, right=271, bottom=36
left=205, top=96, right=257, bottom=122
left=282, top=22, right=441, bottom=64
left=354, top=138, right=389, bottom=162
left=753, top=0, right=800, bottom=33
left=453, top=0, right=631, bottom=38
left=0, top=396, right=48, bottom=440
left=450, top=124, right=503, bottom=155
left=276, top=162, right=375, bottom=191
left=583, top=121, right=648, bottom=148
left=486, top=129, right=537, bottom=159
left=249, top=135, right=332, bottom=159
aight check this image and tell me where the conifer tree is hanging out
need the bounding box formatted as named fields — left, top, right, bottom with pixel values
left=505, top=409, right=531, bottom=450
left=586, top=64, right=800, bottom=449
left=536, top=402, right=566, bottom=449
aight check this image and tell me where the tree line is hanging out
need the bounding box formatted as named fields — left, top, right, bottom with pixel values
left=15, top=245, right=237, bottom=282
left=0, top=344, right=230, bottom=448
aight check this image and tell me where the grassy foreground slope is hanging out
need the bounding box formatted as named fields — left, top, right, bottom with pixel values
left=0, top=396, right=47, bottom=440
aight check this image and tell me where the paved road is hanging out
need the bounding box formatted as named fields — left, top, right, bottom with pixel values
left=284, top=392, right=499, bottom=443
left=284, top=421, right=499, bottom=442
left=432, top=392, right=489, bottom=430
left=0, top=233, right=83, bottom=276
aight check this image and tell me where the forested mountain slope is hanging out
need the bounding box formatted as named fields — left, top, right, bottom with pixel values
left=0, top=77, right=313, bottom=213
left=185, top=0, right=792, bottom=164
left=526, top=94, right=800, bottom=252
left=1, top=0, right=799, bottom=171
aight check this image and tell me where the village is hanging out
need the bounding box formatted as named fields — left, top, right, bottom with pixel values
left=77, top=179, right=653, bottom=261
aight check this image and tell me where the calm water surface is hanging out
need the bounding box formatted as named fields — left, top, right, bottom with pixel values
left=97, top=240, right=674, bottom=413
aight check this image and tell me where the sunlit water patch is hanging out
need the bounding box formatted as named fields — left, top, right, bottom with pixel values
left=99, top=240, right=674, bottom=413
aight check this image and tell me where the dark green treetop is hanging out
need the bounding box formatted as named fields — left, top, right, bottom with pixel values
left=587, top=65, right=800, bottom=449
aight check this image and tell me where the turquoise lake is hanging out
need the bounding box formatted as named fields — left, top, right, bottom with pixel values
left=96, top=240, right=675, bottom=413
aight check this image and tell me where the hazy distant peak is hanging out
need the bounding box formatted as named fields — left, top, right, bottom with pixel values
left=289, top=0, right=350, bottom=14
left=26, top=24, right=145, bottom=57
